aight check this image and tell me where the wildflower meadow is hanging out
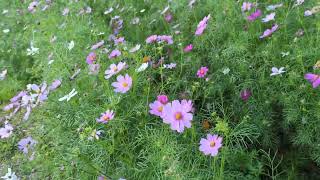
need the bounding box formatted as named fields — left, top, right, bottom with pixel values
left=1, top=0, right=320, bottom=179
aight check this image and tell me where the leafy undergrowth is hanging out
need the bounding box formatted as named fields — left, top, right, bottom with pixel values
left=1, top=0, right=320, bottom=179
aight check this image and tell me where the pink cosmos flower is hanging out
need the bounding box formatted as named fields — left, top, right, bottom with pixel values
left=197, top=67, right=209, bottom=78
left=241, top=2, right=252, bottom=12
left=0, top=123, right=13, bottom=139
left=157, top=35, right=173, bottom=45
left=108, top=49, right=121, bottom=59
left=199, top=134, right=223, bottom=156
left=28, top=1, right=39, bottom=13
left=91, top=40, right=104, bottom=50
left=240, top=89, right=252, bottom=101
left=96, top=110, right=115, bottom=124
left=104, top=62, right=126, bottom=79
left=149, top=101, right=165, bottom=117
left=181, top=99, right=193, bottom=113
left=157, top=95, right=169, bottom=104
left=260, top=24, right=278, bottom=39
left=183, top=44, right=193, bottom=52
left=114, top=37, right=125, bottom=45
left=164, top=13, right=173, bottom=23
left=304, top=73, right=320, bottom=88
left=195, top=14, right=211, bottom=36
left=262, top=12, right=275, bottom=23
left=162, top=100, right=193, bottom=133
left=86, top=52, right=97, bottom=64
left=146, top=35, right=158, bottom=44
left=111, top=74, right=132, bottom=93
left=49, top=79, right=61, bottom=91
left=247, top=9, right=262, bottom=21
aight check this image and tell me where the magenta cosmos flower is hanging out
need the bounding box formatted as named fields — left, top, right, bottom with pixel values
left=199, top=134, right=223, bottom=156
left=108, top=49, right=121, bottom=59
left=157, top=95, right=169, bottom=104
left=183, top=44, right=193, bottom=52
left=162, top=100, right=193, bottom=133
left=86, top=52, right=97, bottom=64
left=197, top=67, right=209, bottom=78
left=240, top=89, right=252, bottom=101
left=260, top=24, right=279, bottom=39
left=195, top=14, right=211, bottom=36
left=97, top=110, right=115, bottom=124
left=111, top=74, right=132, bottom=93
left=304, top=73, right=320, bottom=88
left=247, top=9, right=262, bottom=21
left=104, top=62, right=126, bottom=79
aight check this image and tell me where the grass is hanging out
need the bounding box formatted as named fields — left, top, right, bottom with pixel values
left=1, top=0, right=320, bottom=179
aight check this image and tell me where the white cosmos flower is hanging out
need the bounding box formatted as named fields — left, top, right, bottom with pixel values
left=59, top=89, right=78, bottom=102
left=1, top=168, right=19, bottom=180
left=129, top=44, right=141, bottom=53
left=0, top=69, right=7, bottom=80
left=136, top=63, right=148, bottom=72
left=270, top=67, right=285, bottom=76
left=68, top=40, right=75, bottom=50
left=26, top=42, right=39, bottom=56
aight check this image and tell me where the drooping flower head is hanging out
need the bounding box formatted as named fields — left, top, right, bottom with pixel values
left=18, top=136, right=37, bottom=154
left=111, top=74, right=132, bottom=93
left=195, top=14, right=211, bottom=36
left=247, top=9, right=262, bottom=21
left=183, top=44, right=193, bottom=52
left=97, top=110, right=115, bottom=124
left=162, top=100, right=193, bottom=133
left=108, top=49, right=121, bottom=59
left=86, top=52, right=97, bottom=64
left=105, top=62, right=126, bottom=79
left=197, top=67, right=209, bottom=78
left=240, top=89, right=252, bottom=101
left=305, top=73, right=320, bottom=88
left=199, top=134, right=223, bottom=156
left=157, top=95, right=169, bottom=104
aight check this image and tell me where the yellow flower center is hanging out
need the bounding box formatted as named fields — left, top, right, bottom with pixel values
left=122, top=82, right=128, bottom=87
left=113, top=67, right=118, bottom=72
left=157, top=106, right=163, bottom=112
left=175, top=112, right=182, bottom=120
left=103, top=115, right=110, bottom=121
left=210, top=141, right=215, bottom=147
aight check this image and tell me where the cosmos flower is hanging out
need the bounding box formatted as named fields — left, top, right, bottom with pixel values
left=0, top=123, right=13, bottom=139
left=199, top=134, right=223, bottom=156
left=86, top=52, right=97, bottom=64
left=157, top=95, right=169, bottom=104
left=114, top=37, right=125, bottom=45
left=104, top=62, right=126, bottom=79
left=91, top=40, right=104, bottom=50
left=108, top=49, right=121, bottom=59
left=304, top=10, right=313, bottom=17
left=146, top=35, right=158, bottom=44
left=240, top=89, right=252, bottom=101
left=1, top=168, right=18, bottom=180
left=197, top=67, right=209, bottom=78
left=262, top=12, right=275, bottom=23
left=195, top=14, right=210, bottom=36
left=162, top=100, right=193, bottom=133
left=111, top=74, right=132, bottom=93
left=259, top=24, right=278, bottom=39
left=18, top=136, right=37, bottom=154
left=270, top=67, right=285, bottom=76
left=129, top=44, right=141, bottom=53
left=304, top=73, right=320, bottom=88
left=157, top=35, right=173, bottom=45
left=96, top=110, right=115, bottom=124
left=49, top=79, right=61, bottom=91
left=136, top=63, right=148, bottom=72
left=164, top=12, right=173, bottom=23
left=247, top=9, right=262, bottom=21
left=149, top=100, right=166, bottom=117
left=241, top=2, right=252, bottom=12
left=68, top=40, right=75, bottom=50
left=183, top=44, right=193, bottom=52
left=28, top=1, right=39, bottom=13
left=88, top=64, right=100, bottom=75
left=181, top=99, right=193, bottom=113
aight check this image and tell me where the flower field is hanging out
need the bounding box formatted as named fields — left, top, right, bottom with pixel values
left=1, top=0, right=320, bottom=179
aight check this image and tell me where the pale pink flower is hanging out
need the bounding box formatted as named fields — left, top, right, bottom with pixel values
left=199, top=134, right=223, bottom=156
left=111, top=74, right=132, bottom=93
left=183, top=44, right=193, bottom=52
left=195, top=14, right=211, bottom=36
left=146, top=35, right=158, bottom=44
left=104, top=62, right=126, bottom=79
left=108, top=49, right=121, bottom=59
left=97, top=110, right=115, bottom=124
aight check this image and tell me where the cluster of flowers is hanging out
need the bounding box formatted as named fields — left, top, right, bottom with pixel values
left=146, top=35, right=173, bottom=45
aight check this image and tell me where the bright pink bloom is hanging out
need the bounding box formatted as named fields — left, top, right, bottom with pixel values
left=108, top=49, right=121, bottom=59
left=146, top=35, right=158, bottom=44
left=111, top=74, right=132, bottom=93
left=199, top=134, right=223, bottom=156
left=97, top=110, right=115, bottom=124
left=183, top=44, right=193, bottom=52
left=195, top=14, right=211, bottom=36
left=86, top=52, right=97, bottom=64
left=305, top=73, right=320, bottom=88
left=247, top=9, right=262, bottom=21
left=197, top=67, right=209, bottom=78
left=162, top=100, right=193, bottom=133
left=157, top=95, right=169, bottom=104
left=260, top=24, right=279, bottom=39
left=240, top=89, right=252, bottom=101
